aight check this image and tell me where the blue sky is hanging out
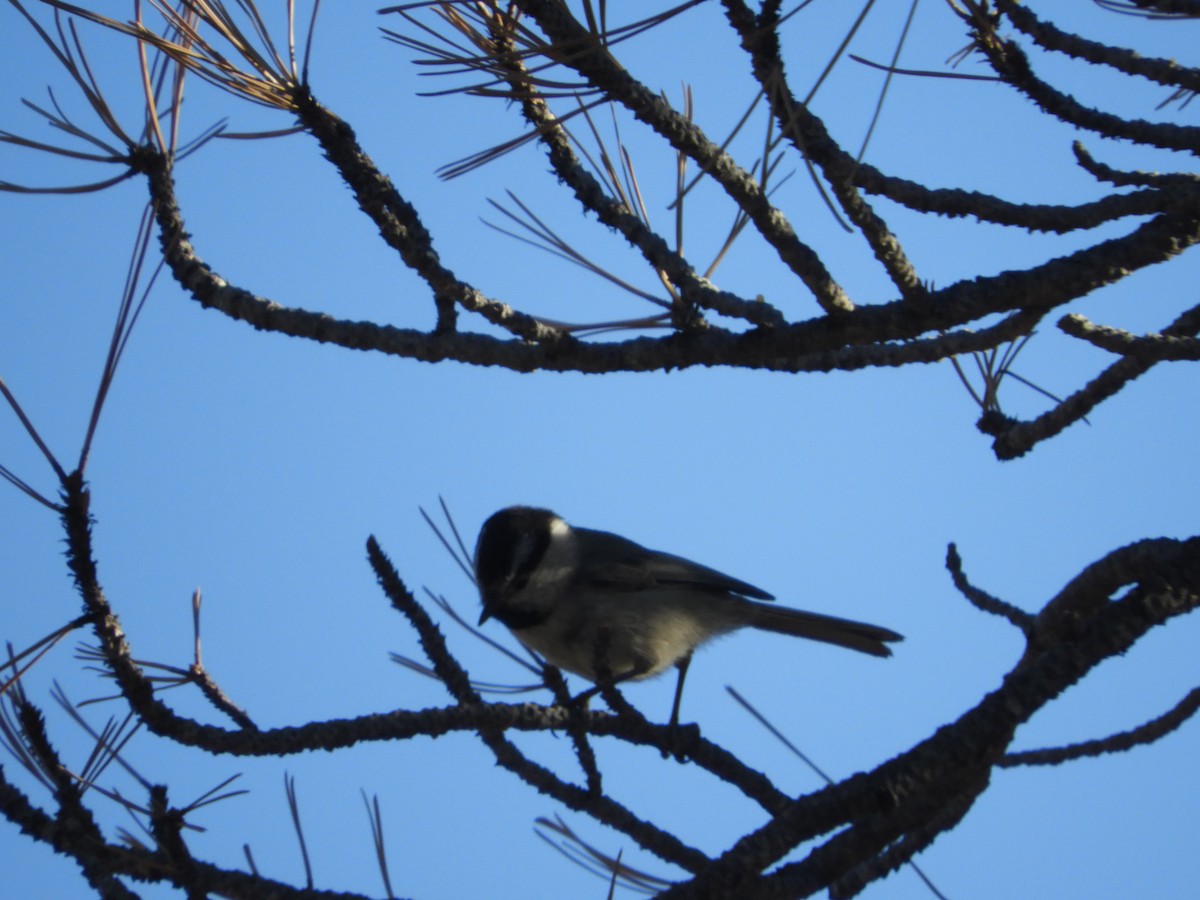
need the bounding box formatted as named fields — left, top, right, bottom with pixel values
left=1, top=3, right=1197, bottom=898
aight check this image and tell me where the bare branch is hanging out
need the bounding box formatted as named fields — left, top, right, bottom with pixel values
left=945, top=543, right=1035, bottom=637
left=1059, top=311, right=1200, bottom=361
left=987, top=300, right=1200, bottom=459
left=1002, top=685, right=1200, bottom=767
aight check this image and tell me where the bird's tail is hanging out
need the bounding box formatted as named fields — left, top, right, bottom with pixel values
left=743, top=602, right=902, bottom=657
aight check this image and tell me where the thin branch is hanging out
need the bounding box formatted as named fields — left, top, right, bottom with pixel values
left=964, top=0, right=1200, bottom=155
left=509, top=0, right=855, bottom=314
left=1001, top=685, right=1200, bottom=766
left=988, top=299, right=1200, bottom=459
left=999, top=0, right=1200, bottom=95
left=945, top=543, right=1035, bottom=636
left=1059, top=312, right=1200, bottom=361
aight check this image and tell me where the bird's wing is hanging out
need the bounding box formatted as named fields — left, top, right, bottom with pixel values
left=571, top=527, right=774, bottom=600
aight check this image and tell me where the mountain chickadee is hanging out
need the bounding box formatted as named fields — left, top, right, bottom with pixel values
left=474, top=506, right=902, bottom=723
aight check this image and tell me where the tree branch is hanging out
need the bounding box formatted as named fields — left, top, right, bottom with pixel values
left=1059, top=311, right=1200, bottom=361
left=1001, top=685, right=1200, bottom=767
left=986, top=300, right=1200, bottom=459
left=965, top=1, right=1200, bottom=154
left=511, top=0, right=855, bottom=313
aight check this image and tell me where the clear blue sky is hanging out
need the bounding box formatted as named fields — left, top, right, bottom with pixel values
left=1, top=3, right=1197, bottom=898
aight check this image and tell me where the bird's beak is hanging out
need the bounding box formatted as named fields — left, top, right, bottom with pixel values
left=478, top=606, right=492, bottom=626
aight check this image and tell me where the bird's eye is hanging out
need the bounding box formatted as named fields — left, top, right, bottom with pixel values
left=504, top=532, right=541, bottom=589
left=475, top=510, right=552, bottom=597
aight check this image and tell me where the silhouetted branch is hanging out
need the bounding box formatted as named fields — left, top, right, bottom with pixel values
left=946, top=543, right=1035, bottom=637
left=1059, top=311, right=1200, bottom=361
left=509, top=0, right=855, bottom=314
left=1002, top=685, right=1200, bottom=767
left=724, top=0, right=924, bottom=302
left=999, top=0, right=1200, bottom=93
left=963, top=0, right=1200, bottom=153
left=985, top=300, right=1200, bottom=459
left=662, top=535, right=1200, bottom=896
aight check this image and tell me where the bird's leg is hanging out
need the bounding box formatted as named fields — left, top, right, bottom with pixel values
left=657, top=654, right=700, bottom=760
left=668, top=653, right=692, bottom=731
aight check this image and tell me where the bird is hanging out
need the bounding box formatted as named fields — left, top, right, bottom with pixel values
left=473, top=505, right=902, bottom=725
